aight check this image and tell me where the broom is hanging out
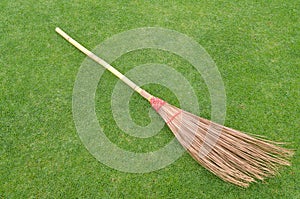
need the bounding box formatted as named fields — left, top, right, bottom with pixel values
left=55, top=27, right=293, bottom=187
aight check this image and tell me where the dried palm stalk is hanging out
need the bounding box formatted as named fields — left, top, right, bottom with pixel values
left=149, top=97, right=293, bottom=187
left=56, top=27, right=293, bottom=187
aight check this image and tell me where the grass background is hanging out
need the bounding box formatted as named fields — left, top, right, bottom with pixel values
left=1, top=0, right=299, bottom=198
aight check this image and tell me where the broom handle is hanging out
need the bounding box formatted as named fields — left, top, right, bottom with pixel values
left=55, top=27, right=153, bottom=101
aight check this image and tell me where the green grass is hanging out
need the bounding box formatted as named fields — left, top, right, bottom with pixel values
left=1, top=0, right=299, bottom=198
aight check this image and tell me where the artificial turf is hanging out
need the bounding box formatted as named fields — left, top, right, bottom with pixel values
left=1, top=0, right=299, bottom=198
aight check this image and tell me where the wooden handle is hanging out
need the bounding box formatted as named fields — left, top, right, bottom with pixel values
left=55, top=27, right=153, bottom=101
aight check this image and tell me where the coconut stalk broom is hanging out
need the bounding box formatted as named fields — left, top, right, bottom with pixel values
left=55, top=27, right=293, bottom=187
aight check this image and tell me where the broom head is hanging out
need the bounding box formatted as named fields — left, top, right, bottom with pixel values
left=150, top=97, right=293, bottom=187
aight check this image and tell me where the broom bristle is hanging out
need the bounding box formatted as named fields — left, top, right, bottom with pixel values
left=150, top=97, right=293, bottom=187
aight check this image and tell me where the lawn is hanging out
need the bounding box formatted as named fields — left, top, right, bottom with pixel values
left=1, top=0, right=299, bottom=198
